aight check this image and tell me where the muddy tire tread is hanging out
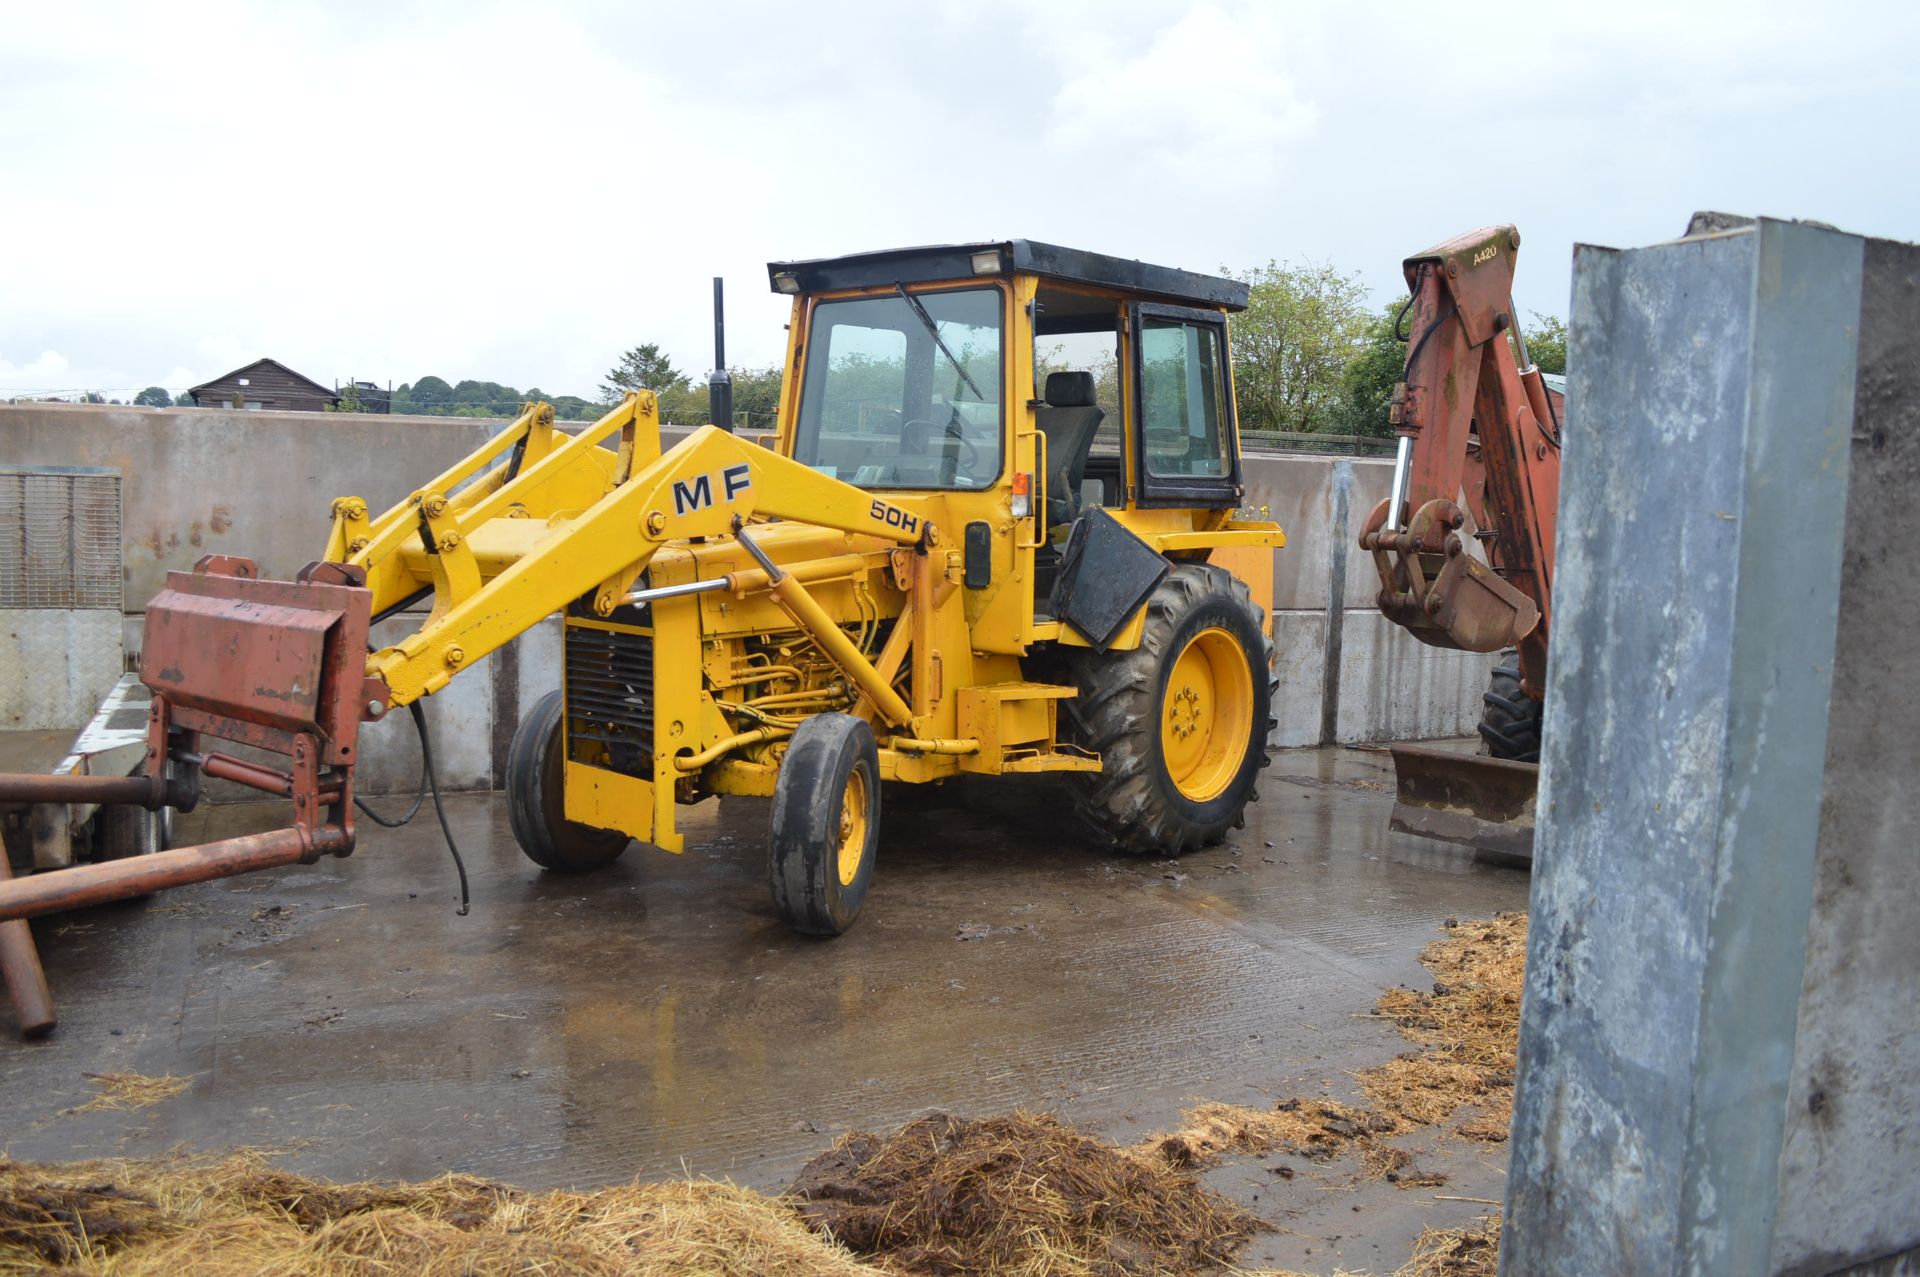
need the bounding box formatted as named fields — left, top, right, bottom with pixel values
left=1478, top=651, right=1543, bottom=763
left=1061, top=563, right=1276, bottom=856
left=507, top=689, right=630, bottom=873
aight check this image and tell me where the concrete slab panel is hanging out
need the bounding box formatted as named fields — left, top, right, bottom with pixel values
left=1334, top=612, right=1496, bottom=745
left=1268, top=610, right=1327, bottom=748
left=0, top=405, right=505, bottom=607
left=1241, top=454, right=1336, bottom=611
left=355, top=615, right=497, bottom=795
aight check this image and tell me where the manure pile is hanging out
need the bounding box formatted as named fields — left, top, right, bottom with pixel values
left=0, top=1151, right=879, bottom=1277
left=788, top=1110, right=1258, bottom=1276
left=0, top=1118, right=1248, bottom=1277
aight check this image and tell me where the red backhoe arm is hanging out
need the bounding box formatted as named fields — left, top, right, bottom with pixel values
left=1358, top=225, right=1560, bottom=698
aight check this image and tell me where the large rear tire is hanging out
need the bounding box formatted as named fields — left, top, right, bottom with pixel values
left=1478, top=650, right=1543, bottom=763
left=507, top=690, right=631, bottom=873
left=770, top=713, right=880, bottom=936
left=1062, top=563, right=1275, bottom=855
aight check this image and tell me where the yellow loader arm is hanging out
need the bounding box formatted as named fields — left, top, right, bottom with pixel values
left=327, top=395, right=929, bottom=707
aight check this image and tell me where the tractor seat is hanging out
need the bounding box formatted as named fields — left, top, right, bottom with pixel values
left=1035, top=371, right=1104, bottom=527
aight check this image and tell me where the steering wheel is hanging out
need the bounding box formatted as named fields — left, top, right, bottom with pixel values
left=902, top=417, right=980, bottom=475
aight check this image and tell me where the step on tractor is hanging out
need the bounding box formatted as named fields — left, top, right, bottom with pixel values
left=0, top=240, right=1285, bottom=948
left=1359, top=225, right=1562, bottom=864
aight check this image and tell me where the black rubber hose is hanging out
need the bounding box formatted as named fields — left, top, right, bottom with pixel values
left=410, top=699, right=471, bottom=917
left=1402, top=302, right=1459, bottom=380
left=358, top=600, right=470, bottom=915
left=347, top=695, right=469, bottom=916
left=352, top=762, right=426, bottom=828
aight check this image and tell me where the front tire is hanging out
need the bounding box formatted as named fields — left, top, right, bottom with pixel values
left=770, top=713, right=880, bottom=936
left=1063, top=563, right=1275, bottom=855
left=506, top=690, right=630, bottom=873
left=1478, top=650, right=1543, bottom=763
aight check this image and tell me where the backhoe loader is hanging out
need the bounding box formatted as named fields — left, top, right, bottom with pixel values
left=1359, top=225, right=1561, bottom=863
left=0, top=240, right=1284, bottom=950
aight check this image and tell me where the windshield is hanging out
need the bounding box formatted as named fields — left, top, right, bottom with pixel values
left=792, top=286, right=1003, bottom=490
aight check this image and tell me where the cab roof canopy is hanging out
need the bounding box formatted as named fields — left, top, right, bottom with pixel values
left=767, top=240, right=1250, bottom=313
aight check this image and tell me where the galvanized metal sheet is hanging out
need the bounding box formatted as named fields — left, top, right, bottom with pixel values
left=0, top=609, right=125, bottom=731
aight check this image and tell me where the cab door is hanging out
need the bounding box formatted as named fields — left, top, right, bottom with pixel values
left=1126, top=302, right=1241, bottom=509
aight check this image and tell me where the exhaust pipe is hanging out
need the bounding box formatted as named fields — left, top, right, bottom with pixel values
left=708, top=275, right=733, bottom=432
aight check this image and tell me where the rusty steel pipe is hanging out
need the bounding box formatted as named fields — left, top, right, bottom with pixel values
left=0, top=772, right=165, bottom=809
left=192, top=751, right=342, bottom=800
left=0, top=826, right=341, bottom=924
left=0, top=852, right=56, bottom=1037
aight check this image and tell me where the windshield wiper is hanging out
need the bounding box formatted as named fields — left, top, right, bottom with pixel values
left=895, top=283, right=985, bottom=402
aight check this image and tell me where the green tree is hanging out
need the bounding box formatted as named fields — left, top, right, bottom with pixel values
left=550, top=395, right=601, bottom=421
left=652, top=365, right=788, bottom=428
left=601, top=344, right=688, bottom=404
left=80, top=391, right=107, bottom=404
left=1329, top=306, right=1408, bottom=438
left=133, top=385, right=172, bottom=407
left=730, top=364, right=785, bottom=430
left=1228, top=260, right=1373, bottom=434
left=450, top=379, right=522, bottom=417
left=327, top=382, right=365, bottom=413
left=410, top=376, right=455, bottom=411
left=1518, top=312, right=1567, bottom=375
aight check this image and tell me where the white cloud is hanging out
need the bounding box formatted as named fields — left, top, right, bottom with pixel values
left=1045, top=5, right=1317, bottom=174
left=2, top=0, right=1916, bottom=401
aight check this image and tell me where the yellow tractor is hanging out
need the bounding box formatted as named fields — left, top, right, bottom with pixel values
left=0, top=241, right=1285, bottom=939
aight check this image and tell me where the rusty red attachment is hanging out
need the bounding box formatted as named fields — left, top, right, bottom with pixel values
left=143, top=555, right=378, bottom=769
left=1359, top=497, right=1540, bottom=654
left=0, top=556, right=382, bottom=937
left=1388, top=744, right=1537, bottom=868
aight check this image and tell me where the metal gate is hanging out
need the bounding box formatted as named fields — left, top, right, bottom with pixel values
left=0, top=466, right=125, bottom=730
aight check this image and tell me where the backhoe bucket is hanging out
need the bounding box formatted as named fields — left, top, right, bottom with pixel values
left=0, top=555, right=379, bottom=926
left=1388, top=744, right=1536, bottom=867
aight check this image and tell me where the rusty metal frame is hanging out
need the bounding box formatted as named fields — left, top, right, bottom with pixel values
left=0, top=555, right=378, bottom=936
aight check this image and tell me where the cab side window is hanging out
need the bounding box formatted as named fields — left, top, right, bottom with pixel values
left=1129, top=303, right=1239, bottom=506
left=1139, top=319, right=1230, bottom=478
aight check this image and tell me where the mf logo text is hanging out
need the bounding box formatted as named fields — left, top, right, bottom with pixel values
left=673, top=463, right=753, bottom=516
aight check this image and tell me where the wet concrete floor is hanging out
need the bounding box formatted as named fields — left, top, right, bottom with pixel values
left=2, top=744, right=1530, bottom=1273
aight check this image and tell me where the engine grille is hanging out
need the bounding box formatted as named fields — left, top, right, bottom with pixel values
left=565, top=624, right=654, bottom=778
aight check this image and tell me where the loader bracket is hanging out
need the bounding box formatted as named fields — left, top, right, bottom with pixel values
left=140, top=555, right=376, bottom=860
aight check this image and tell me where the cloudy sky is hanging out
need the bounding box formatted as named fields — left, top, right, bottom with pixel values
left=4, top=0, right=1915, bottom=402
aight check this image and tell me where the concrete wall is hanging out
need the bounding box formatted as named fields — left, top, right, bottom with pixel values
left=2, top=402, right=1496, bottom=793
left=1241, top=450, right=1498, bottom=747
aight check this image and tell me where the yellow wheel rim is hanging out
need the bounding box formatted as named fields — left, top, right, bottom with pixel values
left=836, top=767, right=869, bottom=887
left=1160, top=626, right=1255, bottom=803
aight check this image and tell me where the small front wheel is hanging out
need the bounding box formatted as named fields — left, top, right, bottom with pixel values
left=506, top=690, right=630, bottom=873
left=770, top=713, right=880, bottom=936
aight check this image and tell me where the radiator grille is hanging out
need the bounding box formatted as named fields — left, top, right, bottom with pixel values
left=565, top=624, right=654, bottom=777
left=0, top=466, right=122, bottom=609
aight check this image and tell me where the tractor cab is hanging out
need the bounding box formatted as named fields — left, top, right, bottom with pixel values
left=767, top=243, right=1253, bottom=515
left=765, top=240, right=1266, bottom=647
